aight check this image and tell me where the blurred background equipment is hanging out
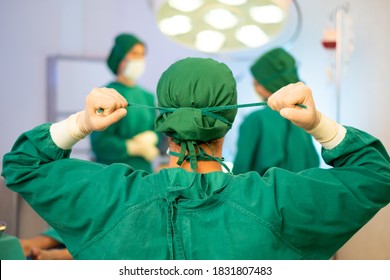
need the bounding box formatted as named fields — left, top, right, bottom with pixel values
left=321, top=2, right=353, bottom=122
left=0, top=221, right=25, bottom=260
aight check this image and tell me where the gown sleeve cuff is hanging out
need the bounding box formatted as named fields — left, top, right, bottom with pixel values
left=49, top=112, right=88, bottom=150
left=306, top=112, right=347, bottom=149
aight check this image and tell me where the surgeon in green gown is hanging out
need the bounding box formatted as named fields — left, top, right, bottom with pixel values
left=233, top=48, right=319, bottom=175
left=90, top=33, right=159, bottom=173
left=2, top=58, right=390, bottom=260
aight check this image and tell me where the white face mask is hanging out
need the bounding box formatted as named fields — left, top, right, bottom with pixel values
left=122, top=59, right=145, bottom=81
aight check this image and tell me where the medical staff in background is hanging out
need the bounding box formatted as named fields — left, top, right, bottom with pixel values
left=19, top=227, right=72, bottom=260
left=233, top=48, right=320, bottom=175
left=90, top=33, right=159, bottom=173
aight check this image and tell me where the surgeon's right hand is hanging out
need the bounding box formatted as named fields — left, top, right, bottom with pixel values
left=77, top=87, right=128, bottom=135
left=268, top=82, right=346, bottom=149
left=267, top=82, right=321, bottom=131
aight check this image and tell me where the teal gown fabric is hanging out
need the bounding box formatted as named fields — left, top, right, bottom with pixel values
left=233, top=107, right=320, bottom=175
left=90, top=82, right=156, bottom=173
left=2, top=124, right=390, bottom=259
left=41, top=227, right=64, bottom=244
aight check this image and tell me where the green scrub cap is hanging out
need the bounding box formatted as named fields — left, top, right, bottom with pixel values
left=107, top=33, right=144, bottom=74
left=250, top=47, right=300, bottom=93
left=155, top=57, right=237, bottom=171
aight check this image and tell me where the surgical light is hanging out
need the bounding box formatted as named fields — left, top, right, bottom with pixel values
left=236, top=25, right=270, bottom=48
left=158, top=15, right=192, bottom=36
left=250, top=5, right=285, bottom=24
left=150, top=0, right=291, bottom=53
left=196, top=30, right=226, bottom=52
left=204, top=9, right=238, bottom=30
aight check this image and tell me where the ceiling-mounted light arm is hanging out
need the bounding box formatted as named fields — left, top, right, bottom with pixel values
left=282, top=0, right=302, bottom=50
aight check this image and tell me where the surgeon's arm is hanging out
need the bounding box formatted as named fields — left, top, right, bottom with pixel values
left=266, top=82, right=390, bottom=259
left=1, top=88, right=133, bottom=255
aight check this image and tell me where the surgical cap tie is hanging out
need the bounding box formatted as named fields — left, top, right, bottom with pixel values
left=169, top=140, right=231, bottom=173
left=101, top=101, right=305, bottom=172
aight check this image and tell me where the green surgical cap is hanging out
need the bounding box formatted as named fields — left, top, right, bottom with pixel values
left=107, top=33, right=144, bottom=74
left=250, top=48, right=300, bottom=93
left=155, top=57, right=237, bottom=142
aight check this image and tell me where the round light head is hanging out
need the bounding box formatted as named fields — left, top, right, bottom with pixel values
left=156, top=0, right=290, bottom=53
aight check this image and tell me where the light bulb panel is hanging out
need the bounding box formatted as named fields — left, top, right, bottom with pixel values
left=156, top=0, right=290, bottom=53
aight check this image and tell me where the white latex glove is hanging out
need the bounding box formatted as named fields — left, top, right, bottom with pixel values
left=268, top=82, right=346, bottom=149
left=267, top=82, right=320, bottom=131
left=76, top=87, right=128, bottom=136
left=50, top=88, right=128, bottom=150
left=126, top=131, right=159, bottom=162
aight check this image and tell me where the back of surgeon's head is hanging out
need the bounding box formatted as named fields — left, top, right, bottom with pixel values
left=155, top=57, right=238, bottom=143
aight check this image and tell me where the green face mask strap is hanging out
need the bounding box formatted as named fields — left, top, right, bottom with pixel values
left=201, top=102, right=267, bottom=112
left=126, top=101, right=268, bottom=112
left=110, top=100, right=305, bottom=114
left=200, top=111, right=232, bottom=126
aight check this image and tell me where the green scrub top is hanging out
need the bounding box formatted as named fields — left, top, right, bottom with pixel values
left=2, top=124, right=390, bottom=260
left=90, top=82, right=156, bottom=173
left=233, top=107, right=320, bottom=175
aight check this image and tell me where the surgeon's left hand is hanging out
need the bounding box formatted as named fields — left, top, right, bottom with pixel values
left=77, top=87, right=128, bottom=134
left=50, top=88, right=128, bottom=150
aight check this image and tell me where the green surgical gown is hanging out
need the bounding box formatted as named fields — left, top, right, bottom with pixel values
left=90, top=82, right=156, bottom=172
left=41, top=227, right=64, bottom=244
left=233, top=107, right=320, bottom=175
left=2, top=124, right=390, bottom=259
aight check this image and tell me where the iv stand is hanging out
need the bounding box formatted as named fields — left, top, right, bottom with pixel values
left=334, top=3, right=349, bottom=123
